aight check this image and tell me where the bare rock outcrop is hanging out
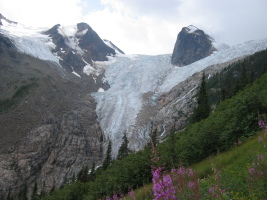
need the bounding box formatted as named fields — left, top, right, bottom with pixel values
left=171, top=25, right=216, bottom=66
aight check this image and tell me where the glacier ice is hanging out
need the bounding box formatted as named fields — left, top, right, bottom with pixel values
left=0, top=20, right=60, bottom=64
left=92, top=38, right=267, bottom=155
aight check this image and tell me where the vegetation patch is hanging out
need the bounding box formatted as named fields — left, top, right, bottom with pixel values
left=0, top=82, right=36, bottom=112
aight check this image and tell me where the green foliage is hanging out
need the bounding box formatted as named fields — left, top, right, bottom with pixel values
left=31, top=182, right=38, bottom=200
left=102, top=140, right=112, bottom=170
left=149, top=128, right=158, bottom=148
left=89, top=161, right=96, bottom=182
left=191, top=73, right=210, bottom=123
left=92, top=148, right=152, bottom=198
left=117, top=133, right=131, bottom=160
left=176, top=73, right=267, bottom=166
left=41, top=181, right=89, bottom=200
left=17, top=183, right=28, bottom=200
left=77, top=166, right=90, bottom=183
left=206, top=49, right=267, bottom=105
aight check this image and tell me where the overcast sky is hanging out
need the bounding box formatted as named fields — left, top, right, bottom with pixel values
left=1, top=0, right=267, bottom=55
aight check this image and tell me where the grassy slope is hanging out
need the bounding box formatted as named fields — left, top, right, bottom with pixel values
left=130, top=131, right=267, bottom=199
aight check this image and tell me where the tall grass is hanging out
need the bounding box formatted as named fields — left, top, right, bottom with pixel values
left=105, top=123, right=267, bottom=200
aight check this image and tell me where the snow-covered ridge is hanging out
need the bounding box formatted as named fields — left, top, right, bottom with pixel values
left=92, top=38, right=267, bottom=155
left=0, top=19, right=59, bottom=64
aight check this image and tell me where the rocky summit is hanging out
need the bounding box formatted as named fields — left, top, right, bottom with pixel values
left=171, top=25, right=216, bottom=66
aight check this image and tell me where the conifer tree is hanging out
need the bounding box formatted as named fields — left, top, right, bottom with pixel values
left=148, top=128, right=158, bottom=148
left=60, top=175, right=68, bottom=189
left=191, top=73, right=210, bottom=123
left=77, top=166, right=89, bottom=183
left=6, top=187, right=13, bottom=200
left=71, top=173, right=76, bottom=183
left=89, top=161, right=96, bottom=181
left=241, top=64, right=249, bottom=88
left=102, top=140, right=112, bottom=170
left=117, top=133, right=131, bottom=160
left=39, top=181, right=47, bottom=199
left=18, top=183, right=28, bottom=200
left=31, top=182, right=38, bottom=200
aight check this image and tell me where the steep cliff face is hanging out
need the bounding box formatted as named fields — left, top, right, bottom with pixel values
left=171, top=25, right=216, bottom=66
left=0, top=38, right=104, bottom=195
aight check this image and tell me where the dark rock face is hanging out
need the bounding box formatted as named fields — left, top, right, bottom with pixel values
left=0, top=13, right=17, bottom=25
left=44, top=23, right=116, bottom=75
left=76, top=23, right=116, bottom=61
left=171, top=25, right=216, bottom=66
left=103, top=39, right=125, bottom=54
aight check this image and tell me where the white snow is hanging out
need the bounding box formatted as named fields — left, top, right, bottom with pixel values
left=0, top=19, right=60, bottom=64
left=103, top=39, right=123, bottom=55
left=187, top=25, right=198, bottom=33
left=57, top=25, right=77, bottom=37
left=92, top=38, right=267, bottom=154
left=76, top=29, right=88, bottom=37
left=57, top=25, right=84, bottom=55
left=83, top=64, right=97, bottom=75
left=98, top=88, right=105, bottom=92
left=72, top=70, right=81, bottom=78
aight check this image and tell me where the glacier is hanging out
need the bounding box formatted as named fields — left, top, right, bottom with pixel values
left=92, top=38, right=267, bottom=156
left=0, top=19, right=60, bottom=64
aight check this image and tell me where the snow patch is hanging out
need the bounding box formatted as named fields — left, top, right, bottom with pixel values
left=57, top=25, right=77, bottom=37
left=57, top=25, right=84, bottom=55
left=187, top=25, right=198, bottom=33
left=76, top=29, right=88, bottom=37
left=98, top=88, right=105, bottom=92
left=72, top=70, right=81, bottom=78
left=0, top=21, right=60, bottom=64
left=83, top=64, right=96, bottom=75
left=103, top=39, right=123, bottom=55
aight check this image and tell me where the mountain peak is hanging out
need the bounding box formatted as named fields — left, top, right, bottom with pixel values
left=185, top=25, right=199, bottom=33
left=0, top=13, right=17, bottom=25
left=171, top=25, right=216, bottom=66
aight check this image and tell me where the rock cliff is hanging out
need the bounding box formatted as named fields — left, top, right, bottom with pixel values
left=171, top=25, right=216, bottom=66
left=0, top=19, right=117, bottom=196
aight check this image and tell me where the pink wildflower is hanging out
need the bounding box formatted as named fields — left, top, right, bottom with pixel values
left=258, top=136, right=264, bottom=142
left=249, top=167, right=255, bottom=174
left=178, top=166, right=185, bottom=175
left=128, top=189, right=135, bottom=200
left=186, top=168, right=193, bottom=176
left=258, top=120, right=265, bottom=128
left=208, top=187, right=215, bottom=193
left=258, top=154, right=264, bottom=161
left=188, top=181, right=196, bottom=188
left=113, top=194, right=118, bottom=200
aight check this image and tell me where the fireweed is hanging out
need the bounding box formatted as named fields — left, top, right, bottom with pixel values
left=247, top=117, right=267, bottom=198
left=105, top=118, right=267, bottom=200
left=150, top=142, right=200, bottom=200
left=208, top=158, right=227, bottom=200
